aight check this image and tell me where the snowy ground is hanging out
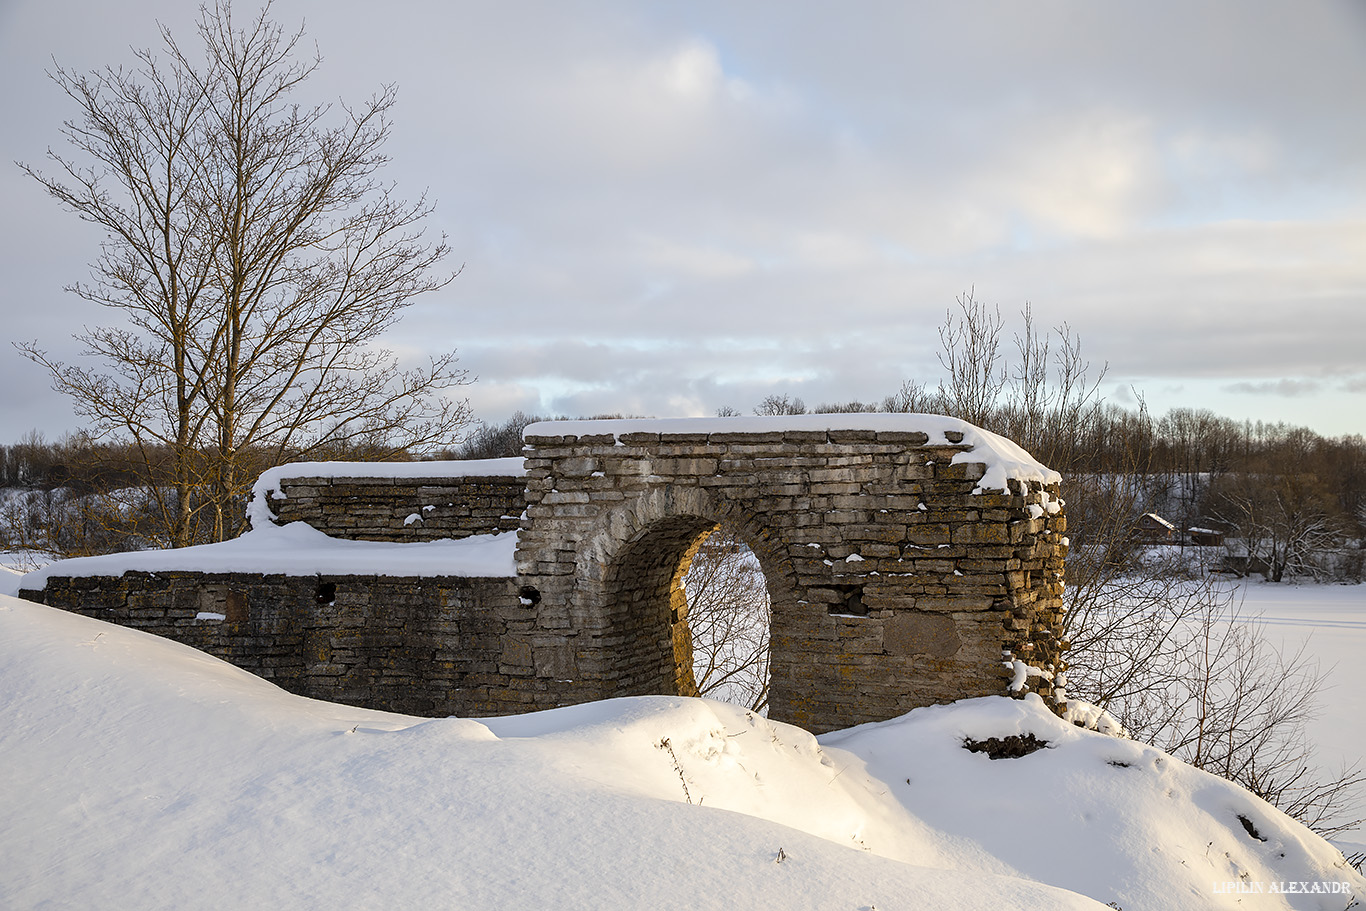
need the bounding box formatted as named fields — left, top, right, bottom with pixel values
left=2, top=592, right=1363, bottom=910
left=1231, top=580, right=1366, bottom=855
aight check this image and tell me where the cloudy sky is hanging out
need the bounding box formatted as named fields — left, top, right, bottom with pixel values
left=2, top=0, right=1364, bottom=443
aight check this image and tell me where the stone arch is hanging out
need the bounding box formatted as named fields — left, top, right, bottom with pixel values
left=515, top=417, right=1069, bottom=732
left=572, top=484, right=799, bottom=702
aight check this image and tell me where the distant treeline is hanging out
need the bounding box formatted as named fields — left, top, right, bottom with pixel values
left=3, top=399, right=1363, bottom=574
left=451, top=404, right=1366, bottom=536
left=7, top=406, right=1364, bottom=518
left=1, top=433, right=155, bottom=493
left=0, top=432, right=414, bottom=494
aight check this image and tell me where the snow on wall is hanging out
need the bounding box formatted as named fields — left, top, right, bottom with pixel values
left=524, top=414, right=1060, bottom=494
left=248, top=457, right=525, bottom=531
left=18, top=523, right=519, bottom=590
left=18, top=457, right=528, bottom=589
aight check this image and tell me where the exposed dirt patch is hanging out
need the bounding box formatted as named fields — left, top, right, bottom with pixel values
left=962, top=732, right=1050, bottom=759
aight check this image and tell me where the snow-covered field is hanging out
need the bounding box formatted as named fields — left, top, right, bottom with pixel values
left=2, top=589, right=1363, bottom=910
left=1232, top=581, right=1366, bottom=854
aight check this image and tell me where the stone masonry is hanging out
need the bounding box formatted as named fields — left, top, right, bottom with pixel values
left=33, top=571, right=521, bottom=717
left=20, top=416, right=1068, bottom=733
left=515, top=418, right=1068, bottom=732
left=267, top=473, right=525, bottom=542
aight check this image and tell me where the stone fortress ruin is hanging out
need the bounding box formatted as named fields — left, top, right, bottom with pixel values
left=19, top=414, right=1069, bottom=733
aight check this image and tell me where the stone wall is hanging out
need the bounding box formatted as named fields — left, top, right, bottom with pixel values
left=263, top=473, right=525, bottom=542
left=21, top=417, right=1068, bottom=733
left=515, top=423, right=1068, bottom=733
left=26, top=570, right=569, bottom=716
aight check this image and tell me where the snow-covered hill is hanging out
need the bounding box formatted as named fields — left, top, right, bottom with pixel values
left=1, top=595, right=1361, bottom=911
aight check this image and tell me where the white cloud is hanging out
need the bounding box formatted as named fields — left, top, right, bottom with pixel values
left=1224, top=379, right=1323, bottom=398
left=4, top=0, right=1366, bottom=440
left=656, top=38, right=726, bottom=100
left=981, top=111, right=1162, bottom=239
left=632, top=234, right=757, bottom=281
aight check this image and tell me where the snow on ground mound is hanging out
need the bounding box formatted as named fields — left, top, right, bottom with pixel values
left=0, top=597, right=1101, bottom=911
left=824, top=697, right=1365, bottom=911
left=523, top=413, right=1062, bottom=493
left=1, top=597, right=1360, bottom=910
left=0, top=563, right=23, bottom=597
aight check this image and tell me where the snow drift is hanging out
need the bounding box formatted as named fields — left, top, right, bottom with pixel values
left=1, top=595, right=1360, bottom=910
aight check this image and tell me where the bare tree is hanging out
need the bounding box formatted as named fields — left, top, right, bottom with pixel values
left=684, top=525, right=772, bottom=711
left=935, top=288, right=1006, bottom=428
left=17, top=1, right=469, bottom=545
left=1004, top=308, right=1107, bottom=473
left=1064, top=563, right=1364, bottom=836
left=753, top=394, right=807, bottom=417
left=926, top=293, right=1363, bottom=835
left=1211, top=469, right=1345, bottom=583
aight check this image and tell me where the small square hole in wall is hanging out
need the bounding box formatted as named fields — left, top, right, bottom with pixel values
left=827, top=585, right=868, bottom=617
left=315, top=581, right=337, bottom=605
left=200, top=585, right=249, bottom=622
left=224, top=589, right=248, bottom=622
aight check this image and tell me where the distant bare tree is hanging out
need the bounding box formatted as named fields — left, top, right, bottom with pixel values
left=935, top=289, right=1006, bottom=428
left=754, top=394, right=807, bottom=417
left=18, top=1, right=469, bottom=545
left=812, top=400, right=877, bottom=414
left=456, top=412, right=546, bottom=460
left=1211, top=469, right=1345, bottom=583
left=879, top=379, right=943, bottom=415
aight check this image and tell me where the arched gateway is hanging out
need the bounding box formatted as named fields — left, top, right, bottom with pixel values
left=19, top=415, right=1069, bottom=733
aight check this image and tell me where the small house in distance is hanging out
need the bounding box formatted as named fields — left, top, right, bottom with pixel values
left=1186, top=526, right=1225, bottom=547
left=1135, top=512, right=1176, bottom=543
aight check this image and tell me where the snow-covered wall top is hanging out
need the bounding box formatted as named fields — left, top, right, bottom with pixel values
left=524, top=414, right=1059, bottom=494
left=248, top=457, right=525, bottom=533
left=252, top=456, right=524, bottom=504
left=19, top=523, right=518, bottom=590
left=21, top=457, right=530, bottom=588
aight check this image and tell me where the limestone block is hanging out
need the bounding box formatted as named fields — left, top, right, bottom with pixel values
left=912, top=593, right=996, bottom=612
left=950, top=523, right=1012, bottom=545
left=827, top=429, right=878, bottom=443
left=882, top=612, right=963, bottom=658
left=654, top=458, right=718, bottom=476
left=906, top=524, right=951, bottom=546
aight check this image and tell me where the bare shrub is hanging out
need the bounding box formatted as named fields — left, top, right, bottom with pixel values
left=1064, top=568, right=1364, bottom=837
